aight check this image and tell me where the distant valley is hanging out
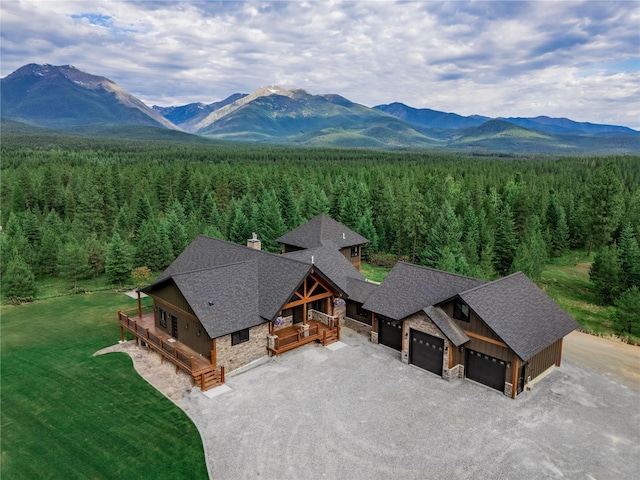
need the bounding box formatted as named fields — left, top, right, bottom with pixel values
left=1, top=64, right=638, bottom=153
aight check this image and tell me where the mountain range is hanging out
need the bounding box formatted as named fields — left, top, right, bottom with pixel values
left=2, top=64, right=638, bottom=153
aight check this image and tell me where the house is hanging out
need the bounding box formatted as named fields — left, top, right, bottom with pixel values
left=118, top=215, right=577, bottom=397
left=276, top=213, right=369, bottom=271
left=362, top=262, right=579, bottom=398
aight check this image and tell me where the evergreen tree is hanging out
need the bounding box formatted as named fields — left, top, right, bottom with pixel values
left=511, top=215, right=547, bottom=281
left=493, top=203, right=518, bottom=276
left=37, top=226, right=62, bottom=276
left=182, top=190, right=195, bottom=219
left=4, top=255, right=36, bottom=302
left=58, top=242, right=91, bottom=293
left=355, top=207, right=378, bottom=260
left=614, top=287, right=640, bottom=336
left=278, top=177, right=302, bottom=230
left=86, top=233, right=106, bottom=277
left=134, top=196, right=153, bottom=236
left=136, top=221, right=168, bottom=271
left=422, top=201, right=466, bottom=273
left=200, top=192, right=224, bottom=236
left=461, top=206, right=480, bottom=267
left=546, top=194, right=569, bottom=257
left=157, top=222, right=176, bottom=269
left=163, top=210, right=188, bottom=258
left=589, top=244, right=623, bottom=304
left=75, top=175, right=106, bottom=237
left=227, top=200, right=252, bottom=245
left=583, top=161, right=624, bottom=255
left=618, top=223, right=640, bottom=290
left=253, top=189, right=286, bottom=252
left=105, top=232, right=133, bottom=285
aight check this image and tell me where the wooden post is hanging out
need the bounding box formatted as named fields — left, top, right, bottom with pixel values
left=220, top=365, right=225, bottom=383
left=511, top=357, right=519, bottom=399
left=336, top=317, right=340, bottom=341
left=190, top=357, right=195, bottom=372
left=211, top=338, right=217, bottom=367
left=137, top=291, right=142, bottom=318
left=200, top=373, right=205, bottom=391
left=120, top=325, right=125, bottom=342
left=303, top=302, right=307, bottom=325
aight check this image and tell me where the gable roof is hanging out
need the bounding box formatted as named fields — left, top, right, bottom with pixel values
left=458, top=272, right=579, bottom=361
left=282, top=242, right=367, bottom=300
left=362, top=262, right=485, bottom=320
left=346, top=277, right=378, bottom=304
left=276, top=213, right=369, bottom=249
left=423, top=306, right=469, bottom=347
left=144, top=235, right=337, bottom=337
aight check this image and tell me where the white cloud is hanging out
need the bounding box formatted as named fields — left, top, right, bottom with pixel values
left=1, top=0, right=639, bottom=128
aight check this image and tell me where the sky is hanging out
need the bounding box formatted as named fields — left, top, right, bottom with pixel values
left=2, top=0, right=639, bottom=129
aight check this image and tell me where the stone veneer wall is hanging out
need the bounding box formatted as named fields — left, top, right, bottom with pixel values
left=401, top=311, right=453, bottom=381
left=215, top=323, right=269, bottom=373
left=274, top=315, right=294, bottom=331
left=343, top=317, right=372, bottom=337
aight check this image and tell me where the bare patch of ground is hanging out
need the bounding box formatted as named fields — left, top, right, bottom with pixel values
left=563, top=331, right=640, bottom=389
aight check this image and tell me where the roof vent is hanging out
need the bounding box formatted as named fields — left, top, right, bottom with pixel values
left=342, top=232, right=346, bottom=239
left=208, top=300, right=215, bottom=306
left=311, top=255, right=315, bottom=264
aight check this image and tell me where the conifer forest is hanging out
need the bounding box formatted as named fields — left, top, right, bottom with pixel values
left=2, top=134, right=639, bottom=336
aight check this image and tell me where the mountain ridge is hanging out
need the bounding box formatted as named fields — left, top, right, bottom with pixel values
left=1, top=64, right=638, bottom=152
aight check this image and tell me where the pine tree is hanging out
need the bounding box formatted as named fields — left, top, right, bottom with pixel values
left=136, top=221, right=167, bottom=271
left=157, top=222, right=176, bottom=269
left=618, top=223, right=640, bottom=290
left=163, top=210, right=188, bottom=258
left=355, top=207, right=378, bottom=260
left=422, top=201, right=466, bottom=273
left=279, top=177, right=302, bottom=230
left=583, top=161, right=624, bottom=255
left=546, top=194, right=569, bottom=257
left=493, top=203, right=518, bottom=276
left=227, top=201, right=252, bottom=245
left=37, top=226, right=62, bottom=276
left=589, top=244, right=623, bottom=305
left=134, top=196, right=153, bottom=236
left=4, top=255, right=36, bottom=303
left=253, top=189, right=286, bottom=252
left=614, top=287, right=640, bottom=336
left=461, top=206, right=480, bottom=267
left=86, top=233, right=106, bottom=277
left=511, top=215, right=547, bottom=281
left=58, top=242, right=91, bottom=293
left=105, top=232, right=133, bottom=285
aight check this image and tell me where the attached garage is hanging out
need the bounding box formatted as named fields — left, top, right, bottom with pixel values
left=379, top=317, right=403, bottom=351
left=465, top=349, right=507, bottom=391
left=409, top=329, right=443, bottom=376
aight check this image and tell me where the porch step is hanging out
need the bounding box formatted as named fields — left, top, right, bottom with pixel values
left=322, top=331, right=339, bottom=346
left=194, top=367, right=224, bottom=392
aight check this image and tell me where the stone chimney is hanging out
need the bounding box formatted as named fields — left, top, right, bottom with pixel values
left=247, top=232, right=261, bottom=250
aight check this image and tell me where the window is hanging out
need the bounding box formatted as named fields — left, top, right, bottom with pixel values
left=357, top=303, right=368, bottom=318
left=351, top=246, right=359, bottom=257
left=159, top=308, right=167, bottom=328
left=453, top=301, right=470, bottom=322
left=231, top=328, right=250, bottom=346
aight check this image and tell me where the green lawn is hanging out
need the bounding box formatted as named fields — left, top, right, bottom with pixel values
left=360, top=262, right=391, bottom=283
left=538, top=250, right=616, bottom=336
left=0, top=292, right=208, bottom=480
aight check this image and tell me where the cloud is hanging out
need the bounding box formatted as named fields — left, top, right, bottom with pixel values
left=1, top=0, right=639, bottom=128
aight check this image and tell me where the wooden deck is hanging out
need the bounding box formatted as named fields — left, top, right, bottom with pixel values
left=118, top=309, right=224, bottom=391
left=268, top=319, right=340, bottom=355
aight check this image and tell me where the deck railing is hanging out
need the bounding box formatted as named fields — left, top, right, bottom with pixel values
left=117, top=310, right=224, bottom=391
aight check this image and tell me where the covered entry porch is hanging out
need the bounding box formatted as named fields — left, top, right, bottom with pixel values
left=267, top=271, right=342, bottom=355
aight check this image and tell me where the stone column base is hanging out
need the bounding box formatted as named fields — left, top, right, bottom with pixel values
left=267, top=335, right=277, bottom=350
left=370, top=331, right=379, bottom=343
left=401, top=350, right=409, bottom=364
left=301, top=324, right=310, bottom=338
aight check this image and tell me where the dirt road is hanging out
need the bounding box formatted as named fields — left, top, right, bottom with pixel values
left=563, top=331, right=640, bottom=389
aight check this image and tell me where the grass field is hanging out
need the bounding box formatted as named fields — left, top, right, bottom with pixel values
left=538, top=250, right=616, bottom=337
left=360, top=262, right=391, bottom=283
left=0, top=292, right=208, bottom=480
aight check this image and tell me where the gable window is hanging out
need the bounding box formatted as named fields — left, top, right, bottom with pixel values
left=231, top=328, right=250, bottom=346
left=351, top=246, right=359, bottom=257
left=453, top=301, right=470, bottom=322
left=159, top=308, right=167, bottom=328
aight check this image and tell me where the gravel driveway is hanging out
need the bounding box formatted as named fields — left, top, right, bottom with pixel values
left=105, top=327, right=640, bottom=480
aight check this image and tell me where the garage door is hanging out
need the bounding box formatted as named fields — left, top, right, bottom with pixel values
left=466, top=350, right=507, bottom=391
left=379, top=317, right=402, bottom=351
left=409, top=329, right=443, bottom=376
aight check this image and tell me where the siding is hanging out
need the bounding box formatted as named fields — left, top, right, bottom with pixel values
left=152, top=300, right=213, bottom=359
left=340, top=246, right=361, bottom=269
left=526, top=338, right=562, bottom=382
left=153, top=282, right=196, bottom=316
left=346, top=301, right=371, bottom=325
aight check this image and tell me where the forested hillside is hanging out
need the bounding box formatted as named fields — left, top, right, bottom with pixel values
left=2, top=133, right=639, bottom=336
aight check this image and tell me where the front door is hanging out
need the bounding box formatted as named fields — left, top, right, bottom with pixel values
left=171, top=315, right=178, bottom=339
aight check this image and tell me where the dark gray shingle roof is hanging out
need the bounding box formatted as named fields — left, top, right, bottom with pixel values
left=276, top=213, right=369, bottom=249
left=459, top=272, right=579, bottom=361
left=282, top=243, right=362, bottom=298
left=346, top=278, right=378, bottom=304
left=172, top=261, right=259, bottom=339
left=423, top=306, right=469, bottom=347
left=145, top=236, right=314, bottom=337
left=362, top=262, right=485, bottom=320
